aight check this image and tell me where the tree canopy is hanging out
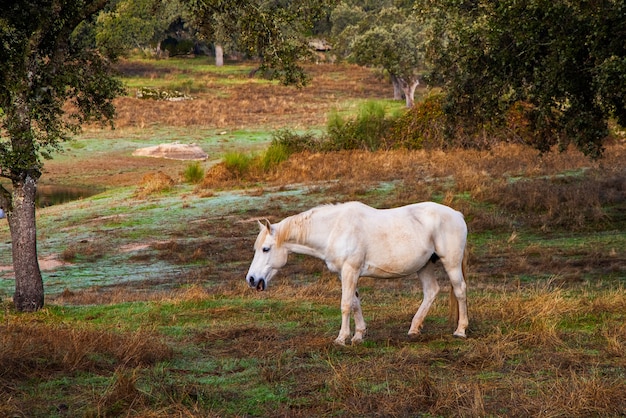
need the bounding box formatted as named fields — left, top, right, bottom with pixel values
left=185, top=0, right=334, bottom=86
left=0, top=1, right=123, bottom=176
left=418, top=0, right=626, bottom=157
left=95, top=0, right=187, bottom=57
left=331, top=1, right=425, bottom=106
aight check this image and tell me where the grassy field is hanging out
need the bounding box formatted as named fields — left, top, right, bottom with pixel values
left=1, top=58, right=625, bottom=417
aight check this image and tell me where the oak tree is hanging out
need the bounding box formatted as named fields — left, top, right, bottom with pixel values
left=186, top=0, right=334, bottom=86
left=418, top=0, right=626, bottom=157
left=0, top=0, right=123, bottom=311
left=330, top=1, right=425, bottom=107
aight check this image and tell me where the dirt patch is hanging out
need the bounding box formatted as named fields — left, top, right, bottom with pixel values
left=0, top=255, right=68, bottom=273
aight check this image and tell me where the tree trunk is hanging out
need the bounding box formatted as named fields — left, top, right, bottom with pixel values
left=402, top=78, right=420, bottom=108
left=215, top=44, right=224, bottom=67
left=391, top=74, right=404, bottom=100
left=393, top=75, right=420, bottom=108
left=8, top=174, right=44, bottom=312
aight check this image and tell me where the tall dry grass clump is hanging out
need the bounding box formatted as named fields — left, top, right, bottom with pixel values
left=0, top=322, right=173, bottom=416
left=135, top=171, right=176, bottom=198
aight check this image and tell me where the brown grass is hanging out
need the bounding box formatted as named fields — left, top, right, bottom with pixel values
left=134, top=170, right=176, bottom=198
left=199, top=142, right=626, bottom=234
left=113, top=63, right=390, bottom=130
left=61, top=142, right=626, bottom=415
left=0, top=323, right=172, bottom=378
left=61, top=239, right=108, bottom=262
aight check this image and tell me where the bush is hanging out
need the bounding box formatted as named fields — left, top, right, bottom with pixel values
left=183, top=162, right=205, bottom=184
left=324, top=101, right=397, bottom=151
left=271, top=129, right=321, bottom=153
left=387, top=95, right=556, bottom=150
left=223, top=151, right=255, bottom=178
left=387, top=94, right=447, bottom=149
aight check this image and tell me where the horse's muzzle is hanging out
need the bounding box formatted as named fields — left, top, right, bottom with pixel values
left=248, top=276, right=266, bottom=291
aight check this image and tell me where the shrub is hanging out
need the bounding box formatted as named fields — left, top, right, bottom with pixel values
left=222, top=151, right=255, bottom=178
left=271, top=129, right=321, bottom=153
left=387, top=94, right=447, bottom=149
left=387, top=95, right=556, bottom=150
left=260, top=142, right=290, bottom=171
left=324, top=101, right=397, bottom=151
left=183, top=162, right=205, bottom=184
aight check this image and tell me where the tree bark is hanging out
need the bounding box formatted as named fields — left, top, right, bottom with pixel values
left=392, top=75, right=420, bottom=108
left=8, top=174, right=44, bottom=312
left=402, top=78, right=420, bottom=108
left=5, top=87, right=45, bottom=312
left=391, top=74, right=404, bottom=100
left=215, top=44, right=224, bottom=66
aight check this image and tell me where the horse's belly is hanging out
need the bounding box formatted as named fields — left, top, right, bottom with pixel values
left=357, top=233, right=433, bottom=278
left=362, top=264, right=412, bottom=279
left=361, top=254, right=429, bottom=279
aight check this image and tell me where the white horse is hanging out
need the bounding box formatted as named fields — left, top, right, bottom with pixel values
left=246, top=201, right=468, bottom=345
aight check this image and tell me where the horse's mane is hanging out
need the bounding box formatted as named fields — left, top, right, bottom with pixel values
left=275, top=208, right=318, bottom=247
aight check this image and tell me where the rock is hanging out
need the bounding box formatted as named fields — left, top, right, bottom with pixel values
left=132, top=143, right=208, bottom=161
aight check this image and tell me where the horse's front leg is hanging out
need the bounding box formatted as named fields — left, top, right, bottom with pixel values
left=335, top=265, right=360, bottom=346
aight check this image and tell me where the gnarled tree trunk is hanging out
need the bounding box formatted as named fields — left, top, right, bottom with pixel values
left=391, top=75, right=404, bottom=100
left=8, top=174, right=44, bottom=312
left=391, top=74, right=420, bottom=107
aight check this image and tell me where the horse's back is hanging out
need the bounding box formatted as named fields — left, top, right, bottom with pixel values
left=406, top=201, right=466, bottom=231
left=321, top=202, right=465, bottom=277
left=331, top=201, right=465, bottom=233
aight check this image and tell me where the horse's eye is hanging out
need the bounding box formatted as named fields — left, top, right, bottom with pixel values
left=262, top=247, right=270, bottom=253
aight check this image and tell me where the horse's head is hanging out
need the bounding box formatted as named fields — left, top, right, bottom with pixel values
left=246, top=219, right=288, bottom=291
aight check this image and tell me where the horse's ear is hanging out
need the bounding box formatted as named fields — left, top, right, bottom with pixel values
left=258, top=218, right=272, bottom=232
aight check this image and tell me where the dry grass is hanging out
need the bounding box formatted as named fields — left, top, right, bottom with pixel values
left=113, top=63, right=390, bottom=130
left=4, top=265, right=626, bottom=416
left=0, top=323, right=171, bottom=372
left=37, top=139, right=624, bottom=416
left=200, top=142, right=626, bottom=234
left=134, top=170, right=176, bottom=198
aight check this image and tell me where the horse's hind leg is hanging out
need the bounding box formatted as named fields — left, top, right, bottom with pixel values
left=408, top=262, right=440, bottom=337
left=335, top=264, right=360, bottom=345
left=351, top=290, right=367, bottom=344
left=443, top=261, right=468, bottom=338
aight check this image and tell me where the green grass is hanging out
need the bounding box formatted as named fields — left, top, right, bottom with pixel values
left=183, top=162, right=205, bottom=184
left=222, top=150, right=256, bottom=175
left=120, top=57, right=274, bottom=93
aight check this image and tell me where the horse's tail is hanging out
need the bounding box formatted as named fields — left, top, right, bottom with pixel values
left=449, top=244, right=468, bottom=325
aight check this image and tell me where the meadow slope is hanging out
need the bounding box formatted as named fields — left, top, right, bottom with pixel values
left=1, top=58, right=624, bottom=417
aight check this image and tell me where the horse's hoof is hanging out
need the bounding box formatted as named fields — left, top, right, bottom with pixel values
left=453, top=332, right=467, bottom=338
left=333, top=338, right=347, bottom=346
left=407, top=332, right=421, bottom=341
left=351, top=328, right=366, bottom=344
